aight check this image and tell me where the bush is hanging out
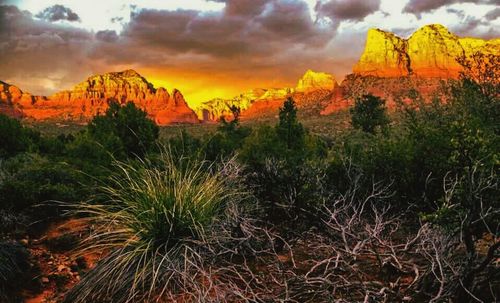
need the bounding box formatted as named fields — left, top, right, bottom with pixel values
left=240, top=97, right=326, bottom=167
left=65, top=131, right=114, bottom=172
left=250, top=158, right=328, bottom=227
left=88, top=101, right=159, bottom=158
left=64, top=149, right=249, bottom=302
left=166, top=129, right=202, bottom=160
left=239, top=98, right=328, bottom=227
left=276, top=97, right=305, bottom=150
left=0, top=114, right=37, bottom=158
left=0, top=154, right=84, bottom=216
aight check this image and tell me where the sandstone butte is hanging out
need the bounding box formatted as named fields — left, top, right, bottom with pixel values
left=0, top=69, right=199, bottom=125
left=196, top=69, right=338, bottom=121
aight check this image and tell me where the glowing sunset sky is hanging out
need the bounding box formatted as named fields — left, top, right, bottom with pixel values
left=1, top=0, right=498, bottom=106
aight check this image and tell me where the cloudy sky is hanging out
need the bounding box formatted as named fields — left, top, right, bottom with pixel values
left=0, top=0, right=498, bottom=106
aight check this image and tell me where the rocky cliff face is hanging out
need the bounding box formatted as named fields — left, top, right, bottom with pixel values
left=354, top=24, right=500, bottom=78
left=0, top=70, right=199, bottom=125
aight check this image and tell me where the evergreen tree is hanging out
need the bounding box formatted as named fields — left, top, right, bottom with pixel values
left=350, top=94, right=390, bottom=134
left=276, top=97, right=305, bottom=149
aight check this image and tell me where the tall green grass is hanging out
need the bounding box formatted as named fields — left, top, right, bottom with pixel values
left=64, top=149, right=249, bottom=303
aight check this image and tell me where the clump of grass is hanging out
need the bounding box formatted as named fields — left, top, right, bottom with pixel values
left=0, top=242, right=30, bottom=302
left=64, top=149, right=249, bottom=303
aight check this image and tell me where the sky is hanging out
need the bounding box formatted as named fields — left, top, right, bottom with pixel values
left=0, top=0, right=498, bottom=107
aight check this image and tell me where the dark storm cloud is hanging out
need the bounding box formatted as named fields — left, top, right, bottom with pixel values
left=403, top=0, right=497, bottom=17
left=315, top=0, right=381, bottom=22
left=445, top=6, right=499, bottom=38
left=96, top=30, right=119, bottom=42
left=485, top=7, right=500, bottom=21
left=220, top=0, right=271, bottom=17
left=112, top=0, right=331, bottom=59
left=1, top=0, right=343, bottom=96
left=35, top=4, right=81, bottom=22
left=450, top=16, right=499, bottom=39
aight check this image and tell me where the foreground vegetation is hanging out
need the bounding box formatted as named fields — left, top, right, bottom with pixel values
left=0, top=56, right=498, bottom=302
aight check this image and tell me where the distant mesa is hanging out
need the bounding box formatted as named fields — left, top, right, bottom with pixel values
left=0, top=70, right=199, bottom=125
left=196, top=69, right=338, bottom=121
left=296, top=69, right=338, bottom=93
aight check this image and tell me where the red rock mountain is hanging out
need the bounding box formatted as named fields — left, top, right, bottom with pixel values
left=0, top=70, right=199, bottom=125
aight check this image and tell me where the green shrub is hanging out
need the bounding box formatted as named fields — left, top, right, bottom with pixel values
left=0, top=114, right=37, bottom=158
left=276, top=97, right=305, bottom=150
left=0, top=154, right=84, bottom=216
left=65, top=149, right=248, bottom=302
left=65, top=131, right=114, bottom=170
left=239, top=125, right=285, bottom=166
left=238, top=98, right=328, bottom=227
left=88, top=101, right=159, bottom=158
left=249, top=158, right=327, bottom=227
left=239, top=98, right=326, bottom=167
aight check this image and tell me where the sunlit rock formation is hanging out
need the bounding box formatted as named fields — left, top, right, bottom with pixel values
left=354, top=24, right=500, bottom=78
left=155, top=89, right=200, bottom=125
left=296, top=69, right=338, bottom=92
left=0, top=70, right=199, bottom=125
left=0, top=81, right=44, bottom=118
left=322, top=24, right=499, bottom=115
left=353, top=29, right=411, bottom=77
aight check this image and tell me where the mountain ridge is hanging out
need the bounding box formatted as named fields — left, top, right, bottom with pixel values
left=0, top=70, right=199, bottom=125
left=1, top=24, right=498, bottom=124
